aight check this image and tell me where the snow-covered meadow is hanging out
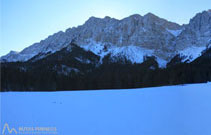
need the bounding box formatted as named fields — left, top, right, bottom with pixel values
left=1, top=83, right=211, bottom=135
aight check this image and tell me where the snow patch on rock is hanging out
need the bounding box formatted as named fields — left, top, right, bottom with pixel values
left=80, top=40, right=168, bottom=66
left=166, top=29, right=183, bottom=37
left=179, top=46, right=206, bottom=62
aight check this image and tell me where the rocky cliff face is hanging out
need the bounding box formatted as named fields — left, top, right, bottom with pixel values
left=175, top=10, right=211, bottom=50
left=1, top=10, right=210, bottom=67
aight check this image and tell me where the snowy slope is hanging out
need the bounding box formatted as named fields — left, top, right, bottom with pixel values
left=1, top=83, right=211, bottom=135
left=80, top=41, right=157, bottom=64
left=178, top=46, right=207, bottom=62
left=1, top=10, right=210, bottom=67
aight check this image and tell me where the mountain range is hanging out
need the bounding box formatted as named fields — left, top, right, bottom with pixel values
left=1, top=10, right=211, bottom=66
left=1, top=10, right=211, bottom=91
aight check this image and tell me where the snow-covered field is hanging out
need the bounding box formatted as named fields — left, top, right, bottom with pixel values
left=1, top=83, right=211, bottom=135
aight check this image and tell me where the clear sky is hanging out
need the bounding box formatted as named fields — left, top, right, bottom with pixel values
left=1, top=0, right=211, bottom=56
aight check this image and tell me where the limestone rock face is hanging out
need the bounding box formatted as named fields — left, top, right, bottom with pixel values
left=175, top=11, right=211, bottom=50
left=1, top=10, right=210, bottom=66
left=68, top=13, right=181, bottom=60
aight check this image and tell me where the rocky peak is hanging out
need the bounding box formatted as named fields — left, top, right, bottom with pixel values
left=85, top=16, right=118, bottom=25
left=103, top=16, right=112, bottom=20
left=9, top=51, right=19, bottom=55
left=207, top=9, right=211, bottom=14
left=175, top=10, right=211, bottom=50
left=143, top=12, right=181, bottom=30
left=144, top=12, right=158, bottom=19
left=189, top=10, right=211, bottom=31
left=127, top=14, right=142, bottom=19
left=1, top=11, right=210, bottom=65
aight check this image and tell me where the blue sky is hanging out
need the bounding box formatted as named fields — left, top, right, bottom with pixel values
left=1, top=0, right=211, bottom=56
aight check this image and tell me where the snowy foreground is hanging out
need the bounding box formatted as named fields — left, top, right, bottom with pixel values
left=1, top=83, right=211, bottom=135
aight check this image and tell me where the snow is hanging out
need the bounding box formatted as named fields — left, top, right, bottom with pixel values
left=166, top=29, right=183, bottom=37
left=0, top=52, right=38, bottom=62
left=109, top=46, right=154, bottom=64
left=81, top=41, right=109, bottom=58
left=81, top=41, right=168, bottom=67
left=0, top=31, right=70, bottom=62
left=1, top=83, right=211, bottom=135
left=179, top=46, right=206, bottom=62
left=1, top=12, right=209, bottom=66
left=156, top=57, right=168, bottom=68
left=81, top=40, right=156, bottom=64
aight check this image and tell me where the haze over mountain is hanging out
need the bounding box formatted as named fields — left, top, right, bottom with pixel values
left=1, top=10, right=211, bottom=67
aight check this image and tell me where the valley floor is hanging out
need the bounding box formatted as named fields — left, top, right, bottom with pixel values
left=1, top=83, right=211, bottom=135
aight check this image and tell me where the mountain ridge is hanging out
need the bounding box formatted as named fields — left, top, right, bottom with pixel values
left=1, top=10, right=211, bottom=67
